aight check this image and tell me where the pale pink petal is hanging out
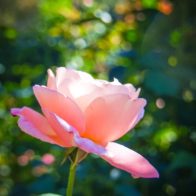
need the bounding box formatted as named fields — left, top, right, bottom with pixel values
left=56, top=67, right=93, bottom=82
left=76, top=79, right=140, bottom=112
left=56, top=67, right=79, bottom=84
left=55, top=68, right=94, bottom=98
left=57, top=78, right=74, bottom=98
left=73, top=134, right=107, bottom=155
left=93, top=78, right=139, bottom=99
left=56, top=68, right=139, bottom=100
left=42, top=111, right=107, bottom=155
left=53, top=67, right=72, bottom=97
left=47, top=112, right=106, bottom=155
left=83, top=95, right=146, bottom=145
left=55, top=71, right=102, bottom=110
left=43, top=109, right=75, bottom=147
left=101, top=142, right=159, bottom=178
left=10, top=107, right=64, bottom=146
left=55, top=68, right=140, bottom=112
left=73, top=69, right=94, bottom=81
left=129, top=108, right=145, bottom=130
left=101, top=79, right=138, bottom=98
left=33, top=85, right=85, bottom=134
left=124, top=84, right=140, bottom=99
left=56, top=71, right=99, bottom=100
left=55, top=67, right=68, bottom=89
left=67, top=83, right=101, bottom=111
left=65, top=81, right=100, bottom=99
left=47, top=69, right=57, bottom=89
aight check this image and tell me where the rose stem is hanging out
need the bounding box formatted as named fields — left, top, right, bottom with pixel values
left=66, top=160, right=77, bottom=196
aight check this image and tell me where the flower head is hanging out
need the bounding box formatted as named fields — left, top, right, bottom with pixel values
left=11, top=67, right=159, bottom=178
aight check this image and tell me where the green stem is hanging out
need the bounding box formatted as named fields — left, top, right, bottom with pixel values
left=65, top=149, right=88, bottom=196
left=66, top=160, right=77, bottom=196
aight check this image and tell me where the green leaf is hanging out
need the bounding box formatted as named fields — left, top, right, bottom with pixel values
left=141, top=0, right=157, bottom=8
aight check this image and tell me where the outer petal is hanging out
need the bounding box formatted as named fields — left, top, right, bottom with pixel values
left=43, top=109, right=75, bottom=147
left=101, top=142, right=159, bottom=178
left=74, top=134, right=107, bottom=155
left=125, top=84, right=140, bottom=99
left=47, top=69, right=57, bottom=89
left=33, top=85, right=85, bottom=134
left=101, top=79, right=139, bottom=99
left=10, top=107, right=65, bottom=146
left=48, top=112, right=106, bottom=155
left=83, top=95, right=146, bottom=145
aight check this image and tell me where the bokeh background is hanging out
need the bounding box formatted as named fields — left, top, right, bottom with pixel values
left=0, top=0, right=195, bottom=195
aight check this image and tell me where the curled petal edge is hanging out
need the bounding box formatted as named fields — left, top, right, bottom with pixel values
left=101, top=142, right=159, bottom=178
left=52, top=113, right=107, bottom=155
left=10, top=107, right=61, bottom=145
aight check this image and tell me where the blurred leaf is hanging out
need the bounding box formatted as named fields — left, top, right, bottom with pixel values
left=140, top=52, right=167, bottom=69
left=170, top=30, right=182, bottom=47
left=168, top=151, right=196, bottom=173
left=142, top=0, right=157, bottom=8
left=144, top=71, right=180, bottom=96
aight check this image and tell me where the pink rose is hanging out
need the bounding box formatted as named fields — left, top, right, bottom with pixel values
left=11, top=67, right=158, bottom=178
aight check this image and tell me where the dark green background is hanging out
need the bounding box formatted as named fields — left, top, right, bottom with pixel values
left=0, top=0, right=195, bottom=195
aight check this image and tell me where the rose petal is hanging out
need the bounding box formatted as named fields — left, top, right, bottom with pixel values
left=101, top=142, right=159, bottom=178
left=57, top=75, right=100, bottom=101
left=47, top=69, right=57, bottom=89
left=48, top=112, right=106, bottom=155
left=66, top=81, right=100, bottom=100
left=56, top=67, right=92, bottom=82
left=33, top=85, right=85, bottom=134
left=74, top=134, right=107, bottom=155
left=55, top=68, right=102, bottom=111
left=75, top=85, right=124, bottom=113
left=55, top=68, right=95, bottom=98
left=83, top=95, right=146, bottom=145
left=76, top=79, right=140, bottom=112
left=54, top=68, right=140, bottom=112
left=55, top=68, right=138, bottom=112
left=101, top=80, right=139, bottom=99
left=124, top=84, right=140, bottom=98
left=129, top=108, right=145, bottom=131
left=43, top=109, right=75, bottom=147
left=10, top=107, right=64, bottom=146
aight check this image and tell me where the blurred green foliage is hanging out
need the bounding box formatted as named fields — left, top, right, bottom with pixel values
left=0, top=0, right=195, bottom=195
